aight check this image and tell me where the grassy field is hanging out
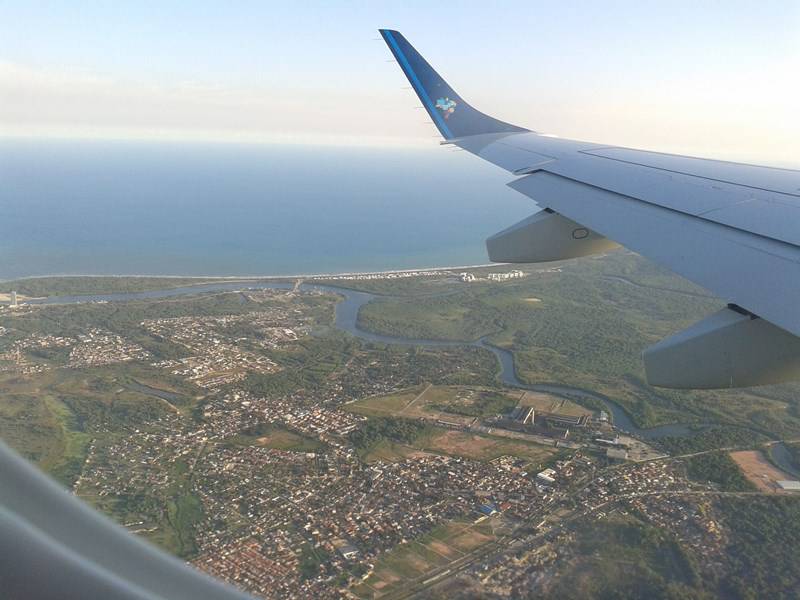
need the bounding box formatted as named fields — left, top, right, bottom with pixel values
left=348, top=386, right=427, bottom=417
left=228, top=423, right=325, bottom=453
left=353, top=517, right=503, bottom=598
left=360, top=440, right=430, bottom=463
left=348, top=384, right=524, bottom=421
left=518, top=391, right=591, bottom=417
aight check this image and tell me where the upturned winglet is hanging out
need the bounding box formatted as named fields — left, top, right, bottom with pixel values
left=379, top=29, right=528, bottom=140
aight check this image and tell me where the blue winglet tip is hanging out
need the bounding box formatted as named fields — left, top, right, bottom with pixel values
left=378, top=28, right=526, bottom=140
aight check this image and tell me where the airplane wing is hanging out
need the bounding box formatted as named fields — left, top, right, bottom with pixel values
left=380, top=29, right=800, bottom=389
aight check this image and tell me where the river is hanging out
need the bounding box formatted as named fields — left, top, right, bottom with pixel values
left=30, top=281, right=709, bottom=440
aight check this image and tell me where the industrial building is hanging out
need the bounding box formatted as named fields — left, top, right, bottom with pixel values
left=536, top=468, right=556, bottom=485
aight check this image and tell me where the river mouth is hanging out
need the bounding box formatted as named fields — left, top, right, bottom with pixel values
left=31, top=281, right=710, bottom=440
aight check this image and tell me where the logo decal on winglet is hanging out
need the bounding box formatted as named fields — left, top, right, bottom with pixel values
left=435, top=97, right=457, bottom=119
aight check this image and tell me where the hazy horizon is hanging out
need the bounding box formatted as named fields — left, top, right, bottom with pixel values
left=2, top=1, right=798, bottom=166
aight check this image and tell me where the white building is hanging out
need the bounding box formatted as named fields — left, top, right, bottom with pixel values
left=777, top=480, right=800, bottom=491
left=536, top=468, right=556, bottom=485
left=487, top=270, right=525, bottom=282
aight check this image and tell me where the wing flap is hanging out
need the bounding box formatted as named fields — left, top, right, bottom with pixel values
left=508, top=171, right=800, bottom=338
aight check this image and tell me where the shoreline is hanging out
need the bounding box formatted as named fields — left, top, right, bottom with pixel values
left=0, top=263, right=506, bottom=286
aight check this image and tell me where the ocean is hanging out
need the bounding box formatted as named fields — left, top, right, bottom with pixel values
left=0, top=139, right=533, bottom=280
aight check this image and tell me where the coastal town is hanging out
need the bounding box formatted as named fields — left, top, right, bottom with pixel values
left=1, top=277, right=799, bottom=599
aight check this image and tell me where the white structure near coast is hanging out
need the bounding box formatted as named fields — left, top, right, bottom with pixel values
left=460, top=270, right=525, bottom=283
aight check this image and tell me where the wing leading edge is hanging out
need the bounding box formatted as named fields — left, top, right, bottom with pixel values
left=380, top=28, right=800, bottom=389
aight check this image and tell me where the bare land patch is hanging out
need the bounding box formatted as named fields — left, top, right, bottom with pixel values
left=729, top=450, right=794, bottom=493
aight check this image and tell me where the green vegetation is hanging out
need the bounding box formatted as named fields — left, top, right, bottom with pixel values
left=785, top=442, right=800, bottom=471
left=43, top=397, right=93, bottom=486
left=349, top=417, right=428, bottom=452
left=311, top=275, right=459, bottom=297
left=718, top=497, right=800, bottom=600
left=359, top=440, right=425, bottom=463
left=348, top=386, right=426, bottom=417
left=166, top=490, right=204, bottom=557
left=357, top=252, right=800, bottom=440
left=241, top=333, right=359, bottom=396
left=358, top=292, right=501, bottom=341
left=242, top=339, right=497, bottom=400
left=347, top=384, right=518, bottom=421
left=684, top=451, right=755, bottom=491
left=4, top=266, right=800, bottom=596
left=0, top=276, right=225, bottom=297
left=299, top=543, right=332, bottom=580
left=431, top=389, right=516, bottom=417
left=1, top=290, right=329, bottom=362
left=546, top=515, right=699, bottom=600
left=227, top=423, right=324, bottom=453
left=657, top=427, right=770, bottom=455
left=0, top=369, right=174, bottom=486
left=0, top=382, right=66, bottom=466
left=102, top=457, right=206, bottom=559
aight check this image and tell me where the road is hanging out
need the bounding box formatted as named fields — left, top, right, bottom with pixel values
left=378, top=484, right=775, bottom=600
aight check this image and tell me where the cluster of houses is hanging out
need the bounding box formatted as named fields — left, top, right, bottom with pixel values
left=0, top=329, right=149, bottom=373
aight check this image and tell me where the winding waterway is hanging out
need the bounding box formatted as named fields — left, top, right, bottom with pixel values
left=31, top=281, right=708, bottom=440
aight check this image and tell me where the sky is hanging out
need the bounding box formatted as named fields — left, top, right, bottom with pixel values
left=1, top=1, right=799, bottom=164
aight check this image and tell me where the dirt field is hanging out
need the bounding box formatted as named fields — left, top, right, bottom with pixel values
left=426, top=430, right=496, bottom=458
left=449, top=529, right=494, bottom=552
left=729, top=450, right=794, bottom=492
left=427, top=540, right=458, bottom=560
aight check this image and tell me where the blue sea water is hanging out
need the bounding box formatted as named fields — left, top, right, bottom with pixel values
left=0, top=139, right=533, bottom=280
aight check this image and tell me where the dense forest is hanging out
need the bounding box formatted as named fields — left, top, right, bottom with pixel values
left=657, top=428, right=770, bottom=455
left=349, top=417, right=427, bottom=451
left=718, top=497, right=800, bottom=600
left=684, top=451, right=755, bottom=491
